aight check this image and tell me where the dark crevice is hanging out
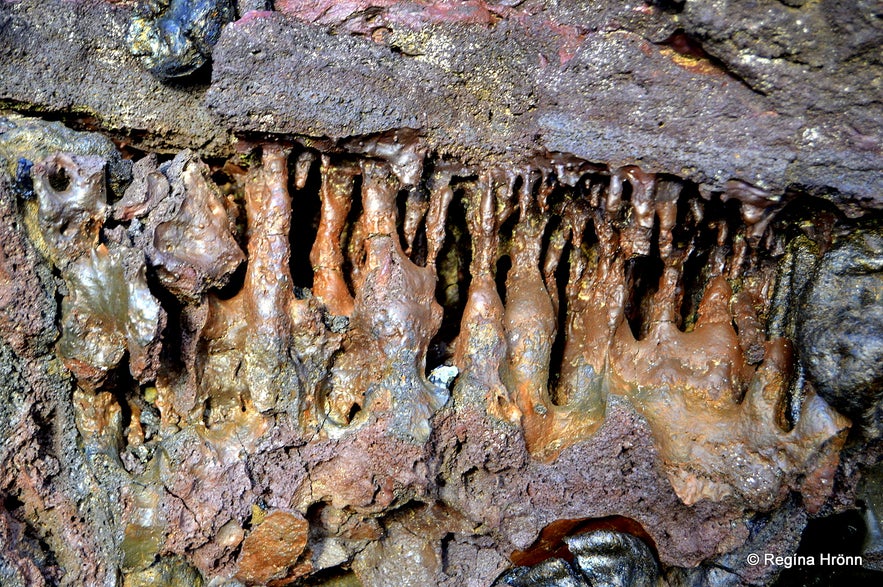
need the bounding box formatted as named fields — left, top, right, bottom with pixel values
left=773, top=509, right=882, bottom=586
left=105, top=358, right=136, bottom=443
left=347, top=402, right=362, bottom=424
left=548, top=240, right=571, bottom=404
left=679, top=246, right=710, bottom=332
left=660, top=30, right=711, bottom=60
left=47, top=166, right=70, bottom=192
left=650, top=0, right=685, bottom=13
left=656, top=29, right=768, bottom=97
left=149, top=276, right=188, bottom=374
left=396, top=186, right=411, bottom=254
left=341, top=171, right=365, bottom=299
left=3, top=493, right=24, bottom=512
left=295, top=565, right=361, bottom=586
left=428, top=187, right=470, bottom=368
left=213, top=261, right=247, bottom=300
left=289, top=148, right=322, bottom=288
left=624, top=245, right=663, bottom=341
left=495, top=255, right=512, bottom=305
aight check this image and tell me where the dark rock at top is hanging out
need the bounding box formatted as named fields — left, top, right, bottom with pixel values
left=127, top=0, right=237, bottom=80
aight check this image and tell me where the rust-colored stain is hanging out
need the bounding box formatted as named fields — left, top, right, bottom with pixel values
left=658, top=32, right=728, bottom=77
left=236, top=510, right=311, bottom=586
left=511, top=516, right=658, bottom=567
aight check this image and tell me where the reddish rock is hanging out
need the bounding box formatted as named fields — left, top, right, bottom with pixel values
left=236, top=510, right=311, bottom=586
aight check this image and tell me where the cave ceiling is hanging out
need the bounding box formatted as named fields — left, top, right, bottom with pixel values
left=0, top=1, right=882, bottom=586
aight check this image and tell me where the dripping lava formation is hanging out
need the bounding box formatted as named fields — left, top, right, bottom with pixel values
left=1, top=1, right=882, bottom=586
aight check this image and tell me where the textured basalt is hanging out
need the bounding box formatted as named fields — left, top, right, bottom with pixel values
left=2, top=0, right=882, bottom=199
left=0, top=2, right=882, bottom=587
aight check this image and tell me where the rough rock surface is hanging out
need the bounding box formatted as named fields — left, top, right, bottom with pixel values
left=0, top=0, right=880, bottom=202
left=0, top=0, right=233, bottom=153
left=0, top=2, right=881, bottom=587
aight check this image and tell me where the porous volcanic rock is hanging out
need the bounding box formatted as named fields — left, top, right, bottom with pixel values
left=0, top=2, right=882, bottom=587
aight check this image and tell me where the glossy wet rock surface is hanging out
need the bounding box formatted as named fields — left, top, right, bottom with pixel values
left=127, top=0, right=236, bottom=80
left=0, top=2, right=882, bottom=587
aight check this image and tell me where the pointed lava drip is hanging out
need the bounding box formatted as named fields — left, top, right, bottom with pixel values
left=240, top=144, right=299, bottom=412
left=20, top=111, right=877, bottom=587
left=503, top=169, right=559, bottom=451
left=305, top=147, right=848, bottom=506
left=294, top=150, right=316, bottom=190
left=311, top=155, right=359, bottom=316
left=461, top=160, right=850, bottom=500
left=549, top=186, right=592, bottom=407
left=579, top=168, right=850, bottom=508
left=500, top=167, right=619, bottom=459
left=402, top=185, right=429, bottom=259
left=34, top=128, right=852, bottom=523
left=424, top=167, right=456, bottom=271
left=620, top=166, right=657, bottom=258
left=348, top=159, right=447, bottom=441
left=453, top=170, right=521, bottom=423
left=156, top=144, right=305, bottom=440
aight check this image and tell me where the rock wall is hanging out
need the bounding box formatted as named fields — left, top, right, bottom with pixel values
left=0, top=1, right=882, bottom=586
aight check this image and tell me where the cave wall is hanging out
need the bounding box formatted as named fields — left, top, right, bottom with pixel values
left=0, top=1, right=882, bottom=586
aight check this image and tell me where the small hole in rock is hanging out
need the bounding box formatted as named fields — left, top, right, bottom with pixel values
left=48, top=167, right=71, bottom=192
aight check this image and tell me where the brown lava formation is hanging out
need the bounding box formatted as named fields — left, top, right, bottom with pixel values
left=1, top=2, right=883, bottom=586
left=2, top=116, right=875, bottom=585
